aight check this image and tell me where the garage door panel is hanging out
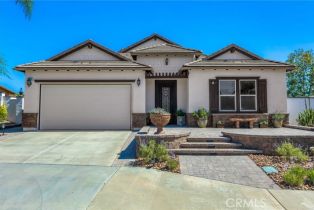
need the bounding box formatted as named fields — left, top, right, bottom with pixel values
left=40, top=85, right=131, bottom=130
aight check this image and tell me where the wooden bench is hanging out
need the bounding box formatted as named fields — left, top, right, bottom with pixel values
left=230, top=118, right=258, bottom=128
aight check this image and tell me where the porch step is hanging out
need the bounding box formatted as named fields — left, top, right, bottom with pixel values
left=187, top=136, right=231, bottom=142
left=168, top=148, right=263, bottom=155
left=180, top=142, right=243, bottom=149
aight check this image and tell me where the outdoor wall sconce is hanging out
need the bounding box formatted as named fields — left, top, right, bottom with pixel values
left=27, top=77, right=33, bottom=87
left=137, top=78, right=141, bottom=87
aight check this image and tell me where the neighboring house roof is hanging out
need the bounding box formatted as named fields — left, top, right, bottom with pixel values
left=129, top=43, right=202, bottom=54
left=15, top=60, right=151, bottom=71
left=0, top=86, right=16, bottom=96
left=182, top=44, right=295, bottom=71
left=119, top=33, right=180, bottom=53
left=207, top=44, right=263, bottom=60
left=15, top=40, right=152, bottom=72
left=48, top=39, right=129, bottom=61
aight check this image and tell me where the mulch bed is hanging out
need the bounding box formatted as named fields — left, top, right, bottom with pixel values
left=249, top=154, right=314, bottom=190
left=133, top=157, right=180, bottom=173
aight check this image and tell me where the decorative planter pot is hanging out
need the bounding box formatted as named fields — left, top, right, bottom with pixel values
left=197, top=118, right=208, bottom=128
left=177, top=116, right=185, bottom=127
left=259, top=124, right=268, bottom=128
left=150, top=113, right=171, bottom=134
left=273, top=120, right=283, bottom=128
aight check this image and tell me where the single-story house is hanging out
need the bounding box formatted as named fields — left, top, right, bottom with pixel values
left=0, top=86, right=16, bottom=97
left=15, top=33, right=294, bottom=130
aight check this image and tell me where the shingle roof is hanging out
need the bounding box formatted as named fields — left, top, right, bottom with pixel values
left=119, top=33, right=180, bottom=53
left=182, top=59, right=294, bottom=69
left=15, top=60, right=152, bottom=71
left=207, top=44, right=263, bottom=60
left=129, top=43, right=202, bottom=54
left=48, top=39, right=129, bottom=61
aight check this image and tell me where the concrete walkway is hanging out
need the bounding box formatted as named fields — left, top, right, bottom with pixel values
left=179, top=155, right=279, bottom=189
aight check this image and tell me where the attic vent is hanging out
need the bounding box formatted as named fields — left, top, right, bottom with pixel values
left=132, top=55, right=137, bottom=61
left=230, top=48, right=235, bottom=53
left=87, top=43, right=93, bottom=49
left=165, top=57, right=169, bottom=65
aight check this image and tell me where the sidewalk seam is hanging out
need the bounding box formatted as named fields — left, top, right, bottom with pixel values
left=85, top=166, right=121, bottom=210
left=267, top=189, right=287, bottom=210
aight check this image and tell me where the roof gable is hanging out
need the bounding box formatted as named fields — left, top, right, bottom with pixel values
left=129, top=43, right=202, bottom=54
left=48, top=40, right=129, bottom=61
left=119, top=33, right=180, bottom=53
left=207, top=44, right=262, bottom=60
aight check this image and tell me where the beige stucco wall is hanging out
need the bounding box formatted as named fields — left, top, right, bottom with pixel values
left=23, top=70, right=146, bottom=114
left=213, top=50, right=251, bottom=60
left=146, top=78, right=188, bottom=112
left=137, top=55, right=193, bottom=73
left=127, top=38, right=168, bottom=51
left=59, top=46, right=119, bottom=61
left=187, top=68, right=287, bottom=113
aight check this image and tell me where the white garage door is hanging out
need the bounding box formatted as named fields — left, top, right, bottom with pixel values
left=40, top=84, right=131, bottom=130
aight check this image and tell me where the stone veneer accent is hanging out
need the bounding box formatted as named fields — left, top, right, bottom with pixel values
left=22, top=113, right=38, bottom=128
left=135, top=127, right=190, bottom=157
left=222, top=131, right=314, bottom=155
left=212, top=113, right=269, bottom=128
left=132, top=113, right=147, bottom=129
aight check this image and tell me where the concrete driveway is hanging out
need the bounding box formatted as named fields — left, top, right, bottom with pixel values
left=0, top=131, right=131, bottom=166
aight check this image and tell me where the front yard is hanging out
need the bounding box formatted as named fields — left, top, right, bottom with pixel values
left=250, top=154, right=314, bottom=190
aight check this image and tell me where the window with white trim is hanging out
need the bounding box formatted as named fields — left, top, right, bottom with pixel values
left=219, top=80, right=236, bottom=111
left=240, top=80, right=257, bottom=111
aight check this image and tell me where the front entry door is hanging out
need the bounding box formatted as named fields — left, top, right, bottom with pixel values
left=155, top=80, right=177, bottom=124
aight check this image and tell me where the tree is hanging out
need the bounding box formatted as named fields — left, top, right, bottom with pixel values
left=0, top=0, right=34, bottom=77
left=287, top=49, right=314, bottom=109
left=0, top=105, right=8, bottom=123
left=16, top=0, right=34, bottom=19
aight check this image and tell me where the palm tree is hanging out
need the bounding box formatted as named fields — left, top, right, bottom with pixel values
left=16, top=0, right=34, bottom=19
left=1, top=0, right=33, bottom=77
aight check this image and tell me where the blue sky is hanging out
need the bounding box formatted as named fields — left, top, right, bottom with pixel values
left=1, top=1, right=314, bottom=93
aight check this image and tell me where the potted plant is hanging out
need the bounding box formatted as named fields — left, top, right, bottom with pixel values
left=192, top=107, right=209, bottom=128
left=150, top=108, right=171, bottom=134
left=259, top=119, right=268, bottom=128
left=176, top=109, right=186, bottom=127
left=216, top=120, right=224, bottom=128
left=272, top=113, right=286, bottom=128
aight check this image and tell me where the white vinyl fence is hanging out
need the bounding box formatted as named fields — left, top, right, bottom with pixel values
left=0, top=93, right=23, bottom=125
left=287, top=97, right=314, bottom=125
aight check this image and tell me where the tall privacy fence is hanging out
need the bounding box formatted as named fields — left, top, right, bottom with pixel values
left=287, top=97, right=314, bottom=125
left=0, top=93, right=23, bottom=125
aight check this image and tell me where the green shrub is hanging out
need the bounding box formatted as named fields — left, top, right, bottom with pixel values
left=0, top=105, right=8, bottom=123
left=192, top=107, right=209, bottom=120
left=272, top=113, right=286, bottom=121
left=276, top=141, right=309, bottom=162
left=166, top=158, right=179, bottom=171
left=297, top=109, right=314, bottom=127
left=259, top=119, right=268, bottom=125
left=139, top=140, right=169, bottom=164
left=283, top=166, right=307, bottom=186
left=150, top=108, right=170, bottom=115
left=307, top=169, right=314, bottom=185
left=176, top=109, right=185, bottom=116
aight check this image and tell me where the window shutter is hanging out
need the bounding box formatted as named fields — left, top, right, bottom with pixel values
left=209, top=79, right=219, bottom=113
left=258, top=79, right=267, bottom=113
